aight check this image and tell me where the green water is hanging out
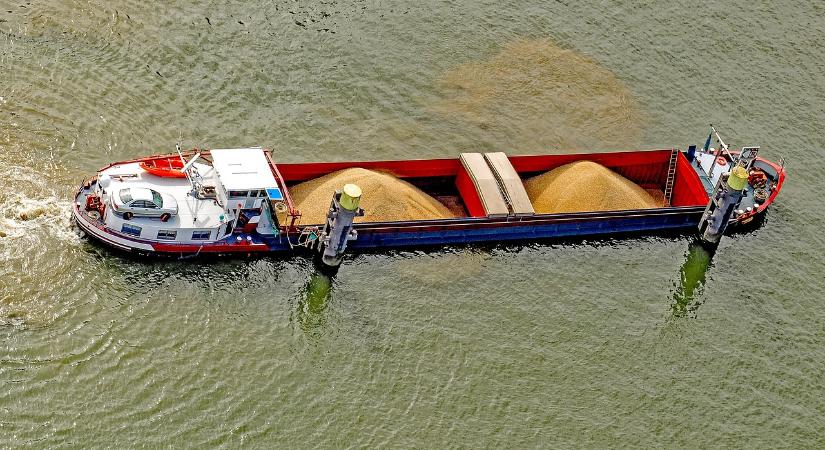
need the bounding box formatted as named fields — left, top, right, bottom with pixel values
left=2, top=1, right=823, bottom=447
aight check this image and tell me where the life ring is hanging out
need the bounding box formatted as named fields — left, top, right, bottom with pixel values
left=716, top=156, right=727, bottom=166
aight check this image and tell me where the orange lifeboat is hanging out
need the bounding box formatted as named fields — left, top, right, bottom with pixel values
left=139, top=157, right=186, bottom=178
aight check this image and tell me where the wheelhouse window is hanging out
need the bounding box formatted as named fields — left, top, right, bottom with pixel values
left=119, top=189, right=133, bottom=203
left=228, top=190, right=249, bottom=198
left=191, top=230, right=211, bottom=240
left=157, top=230, right=177, bottom=240
left=121, top=223, right=142, bottom=237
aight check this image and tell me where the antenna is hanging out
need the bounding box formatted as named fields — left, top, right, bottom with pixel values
left=706, top=124, right=729, bottom=176
left=176, top=141, right=185, bottom=164
left=174, top=138, right=201, bottom=195
left=710, top=124, right=729, bottom=151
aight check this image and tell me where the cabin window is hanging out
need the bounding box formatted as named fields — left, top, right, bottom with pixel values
left=191, top=230, right=211, bottom=240
left=121, top=223, right=142, bottom=237
left=157, top=230, right=177, bottom=240
left=228, top=190, right=249, bottom=198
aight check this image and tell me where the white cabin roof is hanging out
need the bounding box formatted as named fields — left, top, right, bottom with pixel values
left=210, top=148, right=277, bottom=191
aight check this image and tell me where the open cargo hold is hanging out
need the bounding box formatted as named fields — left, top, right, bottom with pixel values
left=272, top=149, right=710, bottom=249
left=289, top=167, right=458, bottom=224
left=524, top=161, right=662, bottom=213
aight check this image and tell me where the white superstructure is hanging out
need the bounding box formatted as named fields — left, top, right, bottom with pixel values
left=211, top=148, right=279, bottom=211
left=85, top=148, right=281, bottom=245
left=211, top=148, right=277, bottom=191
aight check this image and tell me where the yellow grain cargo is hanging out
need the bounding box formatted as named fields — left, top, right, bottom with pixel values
left=524, top=161, right=661, bottom=214
left=290, top=168, right=456, bottom=224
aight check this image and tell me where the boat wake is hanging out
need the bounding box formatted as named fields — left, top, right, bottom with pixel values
left=0, top=192, right=77, bottom=242
left=0, top=156, right=82, bottom=328
left=0, top=156, right=80, bottom=252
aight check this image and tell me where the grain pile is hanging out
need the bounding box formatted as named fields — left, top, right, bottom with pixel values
left=524, top=161, right=660, bottom=214
left=290, top=168, right=456, bottom=224
left=644, top=188, right=668, bottom=208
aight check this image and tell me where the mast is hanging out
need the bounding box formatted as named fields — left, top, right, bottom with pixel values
left=711, top=125, right=729, bottom=152
left=706, top=124, right=729, bottom=176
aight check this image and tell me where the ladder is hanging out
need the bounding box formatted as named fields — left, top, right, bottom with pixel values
left=663, top=148, right=679, bottom=205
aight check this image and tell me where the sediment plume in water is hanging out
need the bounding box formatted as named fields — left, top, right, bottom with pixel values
left=290, top=168, right=456, bottom=224
left=432, top=38, right=642, bottom=152
left=524, top=161, right=660, bottom=214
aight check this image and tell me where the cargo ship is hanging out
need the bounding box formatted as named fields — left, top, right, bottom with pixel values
left=72, top=128, right=785, bottom=267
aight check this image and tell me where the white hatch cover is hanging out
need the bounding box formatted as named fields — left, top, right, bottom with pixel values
left=210, top=148, right=278, bottom=191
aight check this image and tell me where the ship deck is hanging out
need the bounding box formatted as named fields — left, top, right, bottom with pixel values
left=100, top=162, right=226, bottom=230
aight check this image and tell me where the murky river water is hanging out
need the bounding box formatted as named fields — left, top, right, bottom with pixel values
left=2, top=0, right=824, bottom=447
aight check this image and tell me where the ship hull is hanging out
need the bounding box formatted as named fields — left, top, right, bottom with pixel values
left=71, top=147, right=783, bottom=258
